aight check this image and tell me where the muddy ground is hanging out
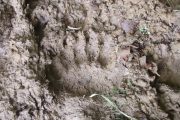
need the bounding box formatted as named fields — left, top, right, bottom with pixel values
left=0, top=0, right=180, bottom=120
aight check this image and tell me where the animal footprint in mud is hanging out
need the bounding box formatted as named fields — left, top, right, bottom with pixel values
left=47, top=29, right=130, bottom=94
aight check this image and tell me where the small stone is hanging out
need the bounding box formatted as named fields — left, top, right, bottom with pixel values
left=139, top=56, right=146, bottom=67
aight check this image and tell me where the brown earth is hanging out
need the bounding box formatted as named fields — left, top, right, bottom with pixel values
left=0, top=0, right=180, bottom=120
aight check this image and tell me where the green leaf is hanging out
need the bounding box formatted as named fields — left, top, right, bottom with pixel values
left=101, top=95, right=117, bottom=109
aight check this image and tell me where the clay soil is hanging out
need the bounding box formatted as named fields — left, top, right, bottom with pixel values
left=0, top=0, right=180, bottom=120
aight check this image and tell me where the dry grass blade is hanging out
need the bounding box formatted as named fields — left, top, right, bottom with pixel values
left=90, top=94, right=137, bottom=120
left=67, top=26, right=81, bottom=30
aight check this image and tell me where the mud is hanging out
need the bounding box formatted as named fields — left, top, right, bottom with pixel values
left=0, top=0, right=180, bottom=119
